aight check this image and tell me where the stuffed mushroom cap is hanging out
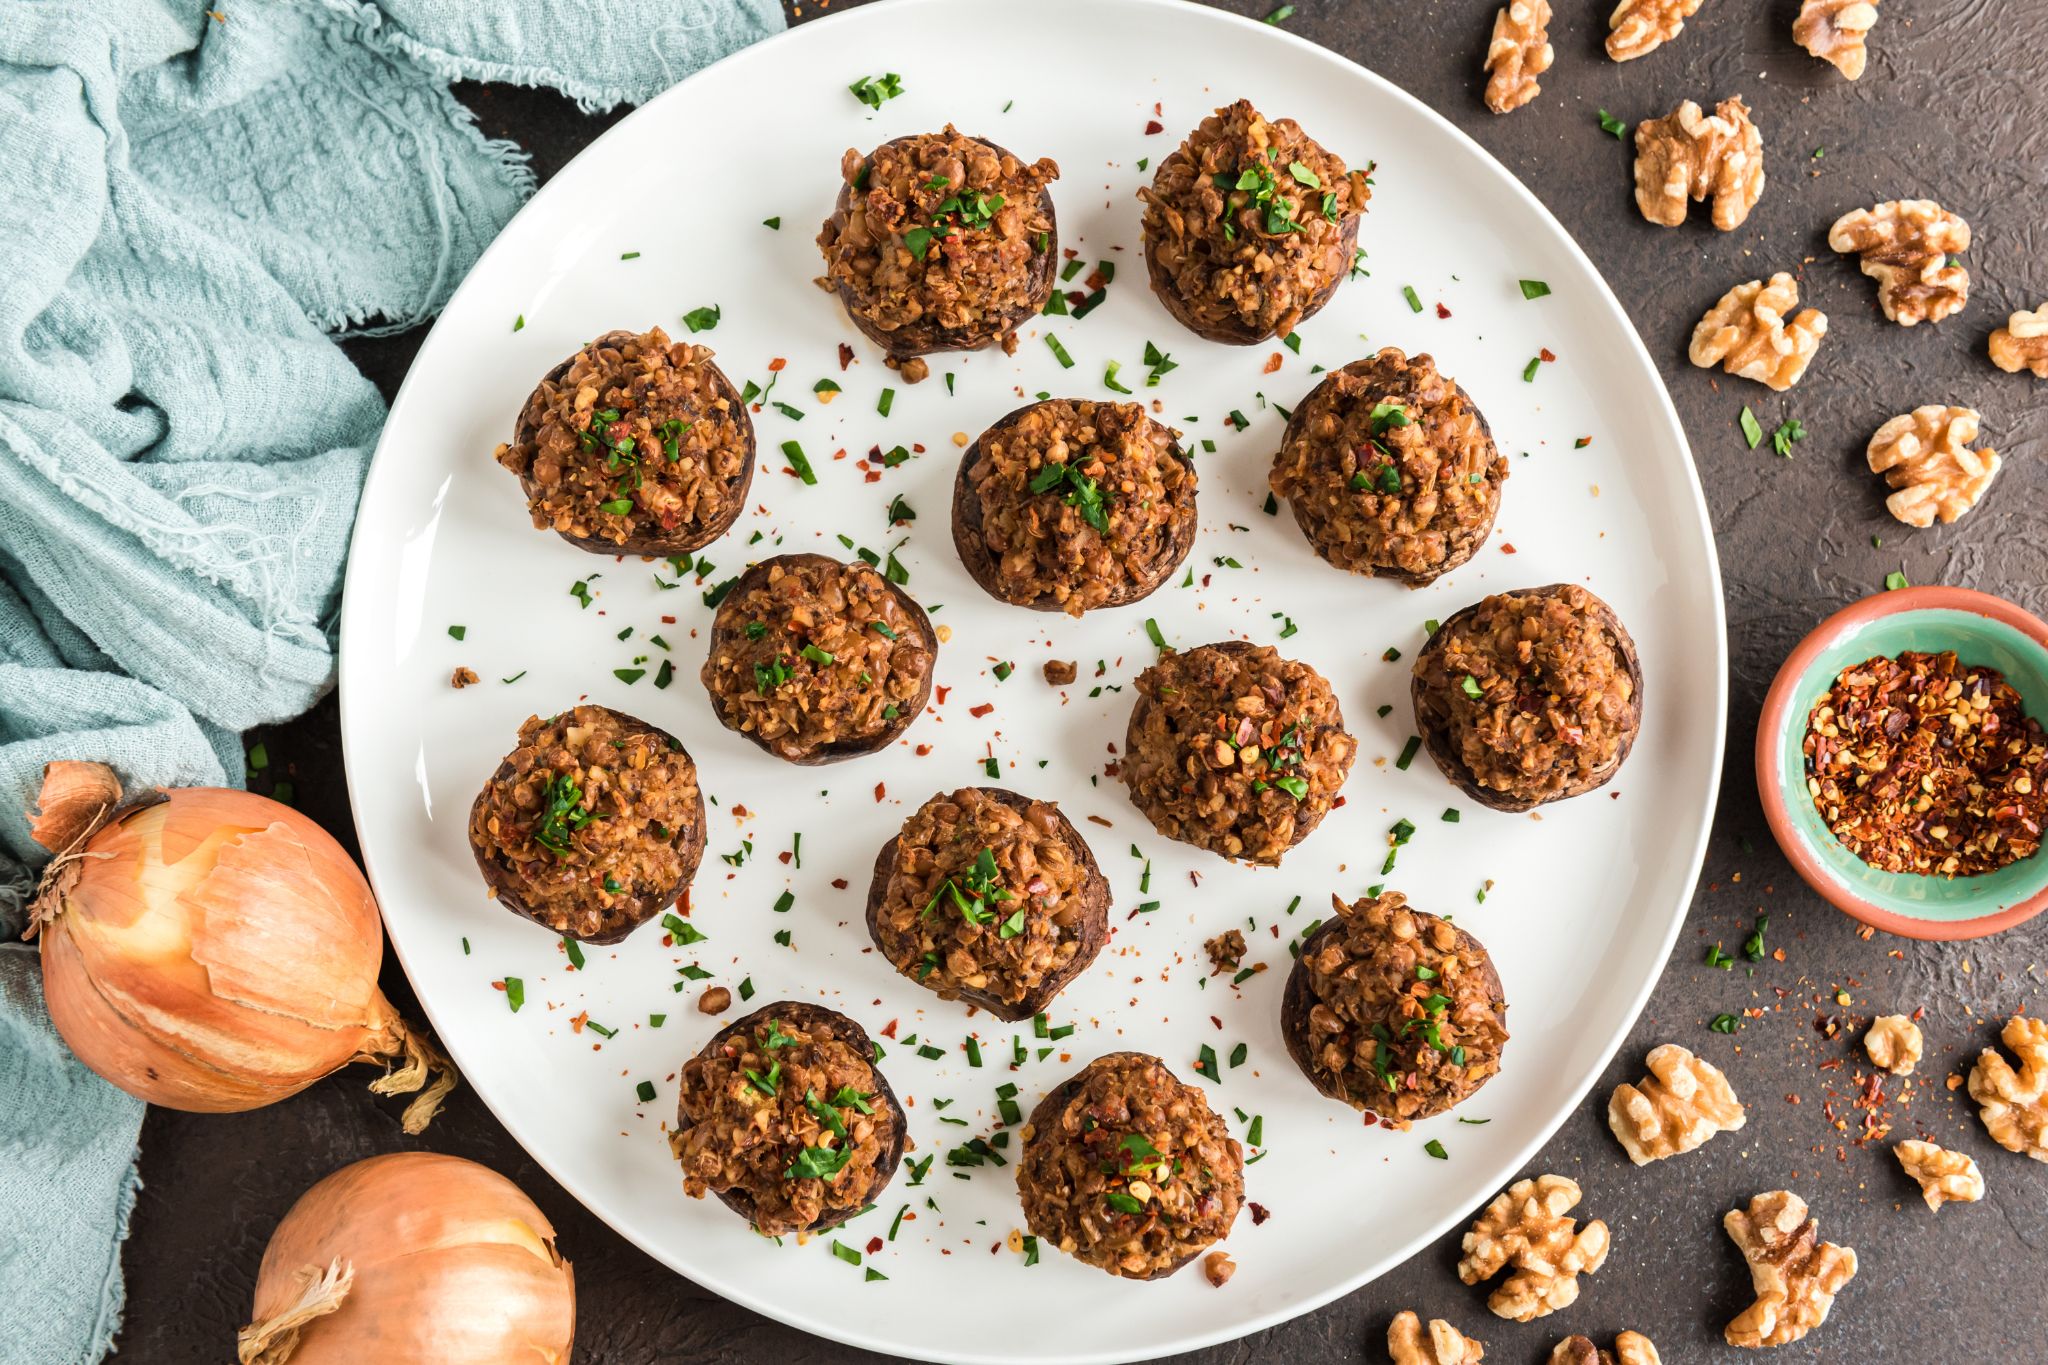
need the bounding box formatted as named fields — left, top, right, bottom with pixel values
left=865, top=787, right=1110, bottom=1020
left=493, top=327, right=754, bottom=555
left=670, top=1001, right=906, bottom=1237
left=1270, top=348, right=1505, bottom=585
left=1016, top=1051, right=1243, bottom=1279
left=468, top=704, right=706, bottom=944
left=1122, top=641, right=1357, bottom=865
left=817, top=127, right=1059, bottom=374
left=1282, top=891, right=1508, bottom=1126
left=953, top=398, right=1197, bottom=616
left=1411, top=583, right=1642, bottom=810
left=700, top=554, right=936, bottom=764
left=1138, top=99, right=1371, bottom=344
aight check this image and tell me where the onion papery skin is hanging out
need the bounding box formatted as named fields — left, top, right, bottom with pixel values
left=240, top=1152, right=575, bottom=1365
left=35, top=788, right=440, bottom=1117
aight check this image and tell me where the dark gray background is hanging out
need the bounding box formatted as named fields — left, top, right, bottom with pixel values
left=115, top=1, right=2048, bottom=1361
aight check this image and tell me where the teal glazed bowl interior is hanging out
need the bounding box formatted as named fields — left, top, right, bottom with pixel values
left=1756, top=586, right=2048, bottom=940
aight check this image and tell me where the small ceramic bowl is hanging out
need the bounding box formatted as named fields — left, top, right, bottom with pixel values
left=1756, top=585, right=2048, bottom=941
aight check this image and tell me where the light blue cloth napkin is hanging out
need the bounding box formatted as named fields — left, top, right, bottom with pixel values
left=0, top=2, right=782, bottom=1361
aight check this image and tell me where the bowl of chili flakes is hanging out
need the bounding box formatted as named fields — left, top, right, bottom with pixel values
left=1757, top=585, right=2048, bottom=940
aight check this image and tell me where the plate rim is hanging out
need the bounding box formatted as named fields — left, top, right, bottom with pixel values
left=335, top=1, right=1730, bottom=1358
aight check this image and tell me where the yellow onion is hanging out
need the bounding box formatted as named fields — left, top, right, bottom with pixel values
left=237, top=1152, right=575, bottom=1364
left=26, top=761, right=454, bottom=1128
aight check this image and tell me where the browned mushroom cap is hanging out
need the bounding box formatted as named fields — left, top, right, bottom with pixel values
left=864, top=787, right=1111, bottom=1021
left=674, top=1001, right=907, bottom=1235
left=1138, top=99, right=1371, bottom=345
left=1122, top=640, right=1357, bottom=866
left=499, top=328, right=755, bottom=557
left=1281, top=891, right=1508, bottom=1125
left=1016, top=1051, right=1243, bottom=1279
left=1410, top=583, right=1644, bottom=811
left=1270, top=349, right=1505, bottom=586
left=952, top=398, right=1198, bottom=615
left=817, top=129, right=1060, bottom=364
left=467, top=704, right=707, bottom=944
left=699, top=553, right=937, bottom=765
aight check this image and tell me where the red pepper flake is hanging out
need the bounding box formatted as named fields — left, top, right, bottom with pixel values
left=969, top=702, right=995, bottom=718
left=1574, top=436, right=1592, bottom=448
left=767, top=357, right=786, bottom=372
left=1539, top=347, right=1556, bottom=363
left=660, top=615, right=676, bottom=624
left=935, top=685, right=951, bottom=705
left=874, top=782, right=887, bottom=802
left=1263, top=352, right=1283, bottom=374
left=866, top=1237, right=884, bottom=1255
left=1434, top=302, right=1452, bottom=319
left=1249, top=1202, right=1271, bottom=1225
left=1144, top=119, right=1163, bottom=134
left=838, top=343, right=855, bottom=370
left=569, top=1011, right=589, bottom=1033
left=914, top=744, right=933, bottom=756
left=1500, top=542, right=1518, bottom=554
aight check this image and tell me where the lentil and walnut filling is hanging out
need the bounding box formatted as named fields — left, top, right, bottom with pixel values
left=701, top=554, right=936, bottom=763
left=1270, top=349, right=1505, bottom=585
left=865, top=787, right=1109, bottom=1021
left=1123, top=642, right=1356, bottom=865
left=1017, top=1052, right=1243, bottom=1280
left=467, top=705, right=706, bottom=943
left=1139, top=99, right=1372, bottom=344
left=817, top=127, right=1059, bottom=367
left=953, top=399, right=1196, bottom=615
left=1283, top=891, right=1508, bottom=1127
left=670, top=1003, right=905, bottom=1238
left=494, top=327, right=752, bottom=555
left=1804, top=650, right=2046, bottom=876
left=1412, top=584, right=1642, bottom=811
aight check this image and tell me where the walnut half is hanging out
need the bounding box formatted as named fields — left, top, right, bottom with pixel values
left=1989, top=303, right=2048, bottom=377
left=1633, top=96, right=1764, bottom=230
left=1865, top=406, right=2000, bottom=527
left=1863, top=1014, right=1923, bottom=1075
left=1723, top=1191, right=1858, bottom=1348
left=1968, top=1014, right=2048, bottom=1162
left=1388, top=1311, right=1487, bottom=1364
left=1894, top=1139, right=1985, bottom=1210
left=1607, top=1042, right=1746, bottom=1164
left=1829, top=200, right=1971, bottom=326
left=1483, top=0, right=1554, bottom=114
left=1549, top=1332, right=1662, bottom=1365
left=1689, top=273, right=1828, bottom=391
left=1795, top=0, right=1880, bottom=79
left=1457, top=1174, right=1609, bottom=1322
left=1607, top=0, right=1704, bottom=62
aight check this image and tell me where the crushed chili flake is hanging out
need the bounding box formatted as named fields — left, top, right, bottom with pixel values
left=1144, top=119, right=1164, bottom=135
left=1539, top=347, right=1556, bottom=363
left=1804, top=650, right=2046, bottom=876
left=1434, top=302, right=1451, bottom=319
left=838, top=343, right=855, bottom=370
left=969, top=702, right=995, bottom=718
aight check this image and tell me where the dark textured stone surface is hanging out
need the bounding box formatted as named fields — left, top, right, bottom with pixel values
left=116, top=1, right=2047, bottom=1361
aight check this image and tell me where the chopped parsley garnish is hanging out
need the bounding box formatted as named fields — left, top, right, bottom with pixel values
left=1044, top=333, right=1076, bottom=369
left=532, top=773, right=594, bottom=855
left=1519, top=279, right=1552, bottom=299
left=1742, top=914, right=1769, bottom=961
left=787, top=1143, right=855, bottom=1181
left=1885, top=569, right=1910, bottom=591
left=1598, top=108, right=1629, bottom=139
left=661, top=912, right=707, bottom=946
left=1026, top=458, right=1110, bottom=532
left=1739, top=405, right=1764, bottom=450
left=680, top=304, right=720, bottom=333
left=1423, top=1138, right=1449, bottom=1160
left=1395, top=735, right=1422, bottom=770
left=1142, top=340, right=1177, bottom=386
left=503, top=977, right=524, bottom=1012
left=848, top=72, right=904, bottom=110
left=1771, top=417, right=1806, bottom=458
left=1710, top=1013, right=1740, bottom=1034
left=781, top=439, right=818, bottom=485
left=1401, top=285, right=1423, bottom=313
left=762, top=216, right=781, bottom=229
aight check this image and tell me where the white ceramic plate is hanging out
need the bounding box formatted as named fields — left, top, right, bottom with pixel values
left=337, top=1, right=1726, bottom=1359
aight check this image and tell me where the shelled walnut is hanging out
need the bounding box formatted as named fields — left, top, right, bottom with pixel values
left=1457, top=1175, right=1609, bottom=1321
left=1483, top=0, right=1554, bottom=114
left=1607, top=1043, right=1747, bottom=1163
left=1389, top=1311, right=1487, bottom=1364
left=1633, top=97, right=1763, bottom=230
left=1688, top=273, right=1828, bottom=391
left=1865, top=405, right=2000, bottom=527
left=1863, top=1014, right=1923, bottom=1075
left=1606, top=0, right=1704, bottom=61
left=1989, top=304, right=2048, bottom=376
left=1550, top=1332, right=1662, bottom=1365
left=1723, top=1191, right=1858, bottom=1348
left=1894, top=1140, right=1985, bottom=1210
left=1794, top=0, right=1880, bottom=79
left=1968, top=1015, right=2048, bottom=1161
left=1828, top=200, right=1971, bottom=325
